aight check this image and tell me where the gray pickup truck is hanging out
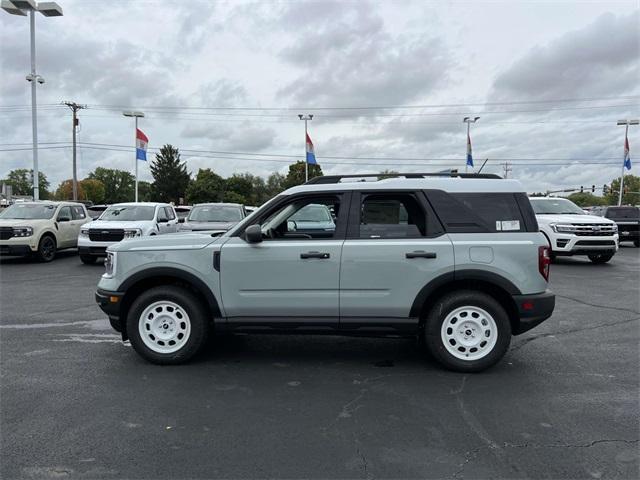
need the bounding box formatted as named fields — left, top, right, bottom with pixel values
left=96, top=173, right=555, bottom=372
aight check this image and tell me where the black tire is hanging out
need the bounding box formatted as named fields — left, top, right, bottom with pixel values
left=35, top=235, right=56, bottom=262
left=549, top=252, right=557, bottom=263
left=80, top=255, right=97, bottom=264
left=423, top=290, right=511, bottom=373
left=588, top=252, right=615, bottom=264
left=126, top=285, right=209, bottom=365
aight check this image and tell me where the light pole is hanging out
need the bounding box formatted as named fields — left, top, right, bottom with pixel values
left=463, top=116, right=480, bottom=173
left=2, top=0, right=63, bottom=201
left=616, top=119, right=639, bottom=206
left=298, top=114, right=313, bottom=182
left=123, top=111, right=145, bottom=202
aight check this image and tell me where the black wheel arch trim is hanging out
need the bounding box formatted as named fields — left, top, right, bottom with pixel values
left=118, top=267, right=222, bottom=317
left=409, top=269, right=522, bottom=318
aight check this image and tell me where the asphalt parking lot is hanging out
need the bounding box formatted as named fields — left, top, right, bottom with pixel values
left=1, top=247, right=639, bottom=479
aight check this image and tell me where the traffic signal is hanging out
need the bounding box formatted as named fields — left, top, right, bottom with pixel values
left=591, top=185, right=595, bottom=193
left=580, top=186, right=584, bottom=193
left=603, top=184, right=608, bottom=195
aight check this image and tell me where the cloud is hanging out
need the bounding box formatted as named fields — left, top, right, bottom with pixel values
left=276, top=2, right=452, bottom=108
left=490, top=12, right=640, bottom=101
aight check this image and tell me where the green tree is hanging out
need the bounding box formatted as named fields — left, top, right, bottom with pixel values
left=605, top=174, right=640, bottom=206
left=185, top=169, right=225, bottom=204
left=222, top=191, right=247, bottom=205
left=137, top=181, right=153, bottom=202
left=283, top=161, right=323, bottom=189
left=567, top=192, right=606, bottom=207
left=55, top=179, right=85, bottom=201
left=150, top=145, right=190, bottom=204
left=4, top=169, right=50, bottom=198
left=87, top=167, right=134, bottom=203
left=265, top=172, right=286, bottom=200
left=80, top=178, right=105, bottom=203
left=224, top=173, right=254, bottom=204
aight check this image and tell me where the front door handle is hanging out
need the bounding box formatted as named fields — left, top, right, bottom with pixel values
left=300, top=251, right=330, bottom=259
left=406, top=251, right=437, bottom=259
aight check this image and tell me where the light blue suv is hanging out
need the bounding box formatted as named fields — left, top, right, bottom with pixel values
left=95, top=173, right=555, bottom=372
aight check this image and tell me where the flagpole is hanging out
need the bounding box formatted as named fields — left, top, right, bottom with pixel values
left=305, top=118, right=308, bottom=183
left=618, top=123, right=628, bottom=206
left=135, top=116, right=139, bottom=203
left=465, top=121, right=470, bottom=174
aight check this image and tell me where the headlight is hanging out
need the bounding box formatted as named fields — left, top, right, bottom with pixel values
left=12, top=227, right=33, bottom=237
left=611, top=224, right=618, bottom=232
left=123, top=229, right=142, bottom=239
left=80, top=227, right=89, bottom=237
left=550, top=223, right=574, bottom=233
left=103, top=251, right=116, bottom=278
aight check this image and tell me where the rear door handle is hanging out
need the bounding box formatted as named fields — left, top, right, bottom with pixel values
left=300, top=251, right=330, bottom=259
left=406, top=251, right=437, bottom=259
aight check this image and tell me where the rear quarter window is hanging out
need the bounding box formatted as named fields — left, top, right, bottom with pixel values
left=426, top=191, right=536, bottom=233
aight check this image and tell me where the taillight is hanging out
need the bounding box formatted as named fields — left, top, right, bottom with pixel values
left=538, top=246, right=551, bottom=281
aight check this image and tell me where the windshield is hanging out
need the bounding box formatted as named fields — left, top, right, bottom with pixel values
left=0, top=203, right=56, bottom=220
left=188, top=205, right=243, bottom=222
left=290, top=204, right=333, bottom=223
left=606, top=207, right=640, bottom=219
left=530, top=198, right=585, bottom=215
left=100, top=205, right=155, bottom=221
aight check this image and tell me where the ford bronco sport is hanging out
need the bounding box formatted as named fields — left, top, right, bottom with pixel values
left=96, top=173, right=555, bottom=372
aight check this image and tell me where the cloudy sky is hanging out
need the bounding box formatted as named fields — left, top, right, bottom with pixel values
left=1, top=0, right=639, bottom=194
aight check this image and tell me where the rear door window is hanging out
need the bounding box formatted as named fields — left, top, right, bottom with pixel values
left=71, top=206, right=86, bottom=220
left=358, top=193, right=427, bottom=238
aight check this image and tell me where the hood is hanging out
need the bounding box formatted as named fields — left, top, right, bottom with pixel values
left=0, top=218, right=53, bottom=227
left=87, top=219, right=156, bottom=230
left=181, top=221, right=236, bottom=231
left=109, top=232, right=224, bottom=252
left=536, top=214, right=616, bottom=225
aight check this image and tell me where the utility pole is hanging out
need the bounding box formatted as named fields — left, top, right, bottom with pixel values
left=502, top=161, right=512, bottom=179
left=63, top=101, right=86, bottom=200
left=616, top=119, right=639, bottom=206
left=463, top=116, right=480, bottom=173
left=298, top=114, right=313, bottom=182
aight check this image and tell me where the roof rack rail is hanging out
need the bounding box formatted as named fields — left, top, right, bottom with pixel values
left=305, top=172, right=502, bottom=185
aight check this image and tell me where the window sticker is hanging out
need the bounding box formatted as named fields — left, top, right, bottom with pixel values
left=500, top=220, right=520, bottom=231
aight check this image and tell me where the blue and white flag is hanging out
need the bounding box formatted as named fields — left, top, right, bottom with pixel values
left=136, top=129, right=148, bottom=161
left=624, top=134, right=632, bottom=170
left=306, top=133, right=317, bottom=165
left=466, top=133, right=473, bottom=167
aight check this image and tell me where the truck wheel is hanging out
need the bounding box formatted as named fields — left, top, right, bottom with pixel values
left=423, top=291, right=511, bottom=373
left=80, top=255, right=97, bottom=264
left=588, top=252, right=614, bottom=264
left=126, top=285, right=209, bottom=365
left=35, top=235, right=56, bottom=262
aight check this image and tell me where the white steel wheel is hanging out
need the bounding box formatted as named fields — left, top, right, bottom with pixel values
left=138, top=301, right=191, bottom=354
left=440, top=306, right=498, bottom=361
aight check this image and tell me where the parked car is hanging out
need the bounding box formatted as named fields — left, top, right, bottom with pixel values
left=96, top=173, right=555, bottom=372
left=597, top=206, right=640, bottom=247
left=530, top=197, right=619, bottom=263
left=174, top=205, right=192, bottom=224
left=78, top=202, right=178, bottom=264
left=288, top=203, right=336, bottom=237
left=179, top=203, right=246, bottom=232
left=87, top=204, right=110, bottom=219
left=0, top=201, right=91, bottom=262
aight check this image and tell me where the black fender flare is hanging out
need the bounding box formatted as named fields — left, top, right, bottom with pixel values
left=118, top=267, right=221, bottom=317
left=409, top=269, right=521, bottom=318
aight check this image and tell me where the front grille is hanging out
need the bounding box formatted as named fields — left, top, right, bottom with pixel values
left=570, top=223, right=617, bottom=236
left=88, top=229, right=124, bottom=242
left=0, top=227, right=13, bottom=240
left=615, top=222, right=639, bottom=233
left=575, top=240, right=616, bottom=246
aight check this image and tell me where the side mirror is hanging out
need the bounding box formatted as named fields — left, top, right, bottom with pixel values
left=58, top=216, right=71, bottom=222
left=244, top=224, right=263, bottom=243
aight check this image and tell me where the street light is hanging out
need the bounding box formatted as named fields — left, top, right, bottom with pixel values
left=123, top=111, right=145, bottom=202
left=2, top=0, right=63, bottom=201
left=616, top=119, right=639, bottom=206
left=463, top=116, right=480, bottom=173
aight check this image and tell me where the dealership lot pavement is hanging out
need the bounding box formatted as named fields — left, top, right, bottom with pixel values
left=1, top=247, right=639, bottom=479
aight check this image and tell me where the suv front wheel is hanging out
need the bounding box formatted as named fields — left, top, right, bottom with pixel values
left=127, top=286, right=209, bottom=365
left=424, top=291, right=511, bottom=373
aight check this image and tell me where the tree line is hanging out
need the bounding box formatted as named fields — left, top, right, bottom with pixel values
left=1, top=145, right=323, bottom=206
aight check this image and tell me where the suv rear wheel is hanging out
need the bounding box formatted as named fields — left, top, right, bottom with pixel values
left=424, top=291, right=511, bottom=372
left=127, top=285, right=209, bottom=365
left=35, top=235, right=56, bottom=262
left=80, top=255, right=97, bottom=264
